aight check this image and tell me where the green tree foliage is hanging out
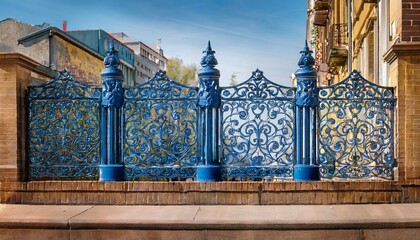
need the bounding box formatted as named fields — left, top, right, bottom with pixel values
left=229, top=73, right=238, bottom=86
left=166, top=57, right=198, bottom=86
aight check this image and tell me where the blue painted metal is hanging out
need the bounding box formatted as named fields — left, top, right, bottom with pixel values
left=296, top=104, right=303, bottom=165
left=26, top=40, right=396, bottom=181
left=99, top=41, right=125, bottom=181
left=196, top=41, right=222, bottom=181
left=293, top=41, right=320, bottom=181
left=220, top=69, right=296, bottom=179
left=318, top=70, right=395, bottom=179
left=123, top=70, right=199, bottom=180
left=28, top=70, right=101, bottom=180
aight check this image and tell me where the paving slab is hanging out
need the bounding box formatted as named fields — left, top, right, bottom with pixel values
left=191, top=204, right=420, bottom=229
left=0, top=203, right=419, bottom=231
left=69, top=205, right=200, bottom=229
left=0, top=204, right=93, bottom=228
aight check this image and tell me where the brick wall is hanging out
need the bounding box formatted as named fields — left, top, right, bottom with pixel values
left=389, top=60, right=403, bottom=180
left=399, top=55, right=420, bottom=179
left=1, top=180, right=418, bottom=205
left=0, top=53, right=51, bottom=181
left=385, top=44, right=420, bottom=181
left=0, top=58, right=19, bottom=181
left=54, top=36, right=102, bottom=85
left=402, top=0, right=420, bottom=41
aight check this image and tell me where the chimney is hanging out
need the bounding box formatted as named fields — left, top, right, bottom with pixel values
left=62, top=20, right=67, bottom=32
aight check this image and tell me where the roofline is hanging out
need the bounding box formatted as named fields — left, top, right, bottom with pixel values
left=104, top=32, right=135, bottom=53
left=63, top=30, right=135, bottom=54
left=17, top=27, right=135, bottom=69
left=140, top=42, right=168, bottom=61
left=0, top=18, right=36, bottom=27
left=109, top=32, right=167, bottom=61
left=18, top=27, right=105, bottom=60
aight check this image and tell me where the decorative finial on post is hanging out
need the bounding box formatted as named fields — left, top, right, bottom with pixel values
left=102, top=40, right=124, bottom=79
left=200, top=41, right=218, bottom=68
left=297, top=41, right=315, bottom=70
left=101, top=40, right=124, bottom=107
left=295, top=41, right=317, bottom=107
left=198, top=41, right=220, bottom=108
left=103, top=40, right=121, bottom=70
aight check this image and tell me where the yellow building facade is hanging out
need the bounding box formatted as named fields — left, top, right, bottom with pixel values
left=308, top=0, right=420, bottom=181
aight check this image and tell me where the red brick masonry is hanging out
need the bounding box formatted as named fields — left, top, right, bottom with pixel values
left=0, top=180, right=419, bottom=205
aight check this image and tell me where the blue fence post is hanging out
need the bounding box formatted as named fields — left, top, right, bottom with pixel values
left=99, top=41, right=125, bottom=181
left=196, top=41, right=222, bottom=181
left=293, top=41, right=320, bottom=181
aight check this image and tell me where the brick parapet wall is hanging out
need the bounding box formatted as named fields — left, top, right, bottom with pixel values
left=1, top=180, right=418, bottom=205
left=0, top=53, right=53, bottom=181
left=384, top=43, right=420, bottom=181
left=398, top=54, right=420, bottom=180
left=0, top=54, right=30, bottom=181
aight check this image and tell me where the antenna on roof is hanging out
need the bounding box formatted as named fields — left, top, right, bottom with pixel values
left=156, top=39, right=161, bottom=50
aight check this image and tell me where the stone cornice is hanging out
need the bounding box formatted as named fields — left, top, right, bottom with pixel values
left=383, top=42, right=420, bottom=64
left=0, top=52, right=57, bottom=78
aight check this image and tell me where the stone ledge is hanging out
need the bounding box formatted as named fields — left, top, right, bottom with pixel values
left=383, top=42, right=420, bottom=63
left=2, top=229, right=419, bottom=240
left=0, top=204, right=419, bottom=230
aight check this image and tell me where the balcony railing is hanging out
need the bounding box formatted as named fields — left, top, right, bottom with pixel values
left=313, top=0, right=329, bottom=26
left=330, top=24, right=348, bottom=48
left=328, top=23, right=348, bottom=67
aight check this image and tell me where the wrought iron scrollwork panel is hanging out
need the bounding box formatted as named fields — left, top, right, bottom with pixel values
left=123, top=71, right=199, bottom=179
left=28, top=71, right=101, bottom=180
left=318, top=71, right=394, bottom=101
left=124, top=71, right=198, bottom=101
left=220, top=70, right=296, bottom=178
left=29, top=70, right=101, bottom=100
left=318, top=71, right=395, bottom=179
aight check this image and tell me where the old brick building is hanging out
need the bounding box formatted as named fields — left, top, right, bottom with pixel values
left=308, top=0, right=420, bottom=188
left=0, top=18, right=136, bottom=86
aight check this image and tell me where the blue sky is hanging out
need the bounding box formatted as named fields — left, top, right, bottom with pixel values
left=0, top=0, right=307, bottom=86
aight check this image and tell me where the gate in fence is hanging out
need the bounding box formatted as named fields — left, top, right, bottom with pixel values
left=27, top=41, right=395, bottom=181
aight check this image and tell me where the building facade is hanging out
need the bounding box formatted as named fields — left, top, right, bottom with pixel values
left=307, top=0, right=420, bottom=181
left=0, top=18, right=107, bottom=85
left=111, top=32, right=167, bottom=84
left=67, top=30, right=136, bottom=86
left=308, top=0, right=400, bottom=86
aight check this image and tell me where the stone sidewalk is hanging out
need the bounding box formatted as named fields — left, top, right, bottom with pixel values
left=0, top=203, right=419, bottom=240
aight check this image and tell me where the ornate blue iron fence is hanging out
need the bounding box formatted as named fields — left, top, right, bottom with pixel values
left=220, top=70, right=296, bottom=179
left=28, top=70, right=101, bottom=180
left=318, top=70, right=395, bottom=179
left=26, top=41, right=396, bottom=181
left=123, top=71, right=199, bottom=179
